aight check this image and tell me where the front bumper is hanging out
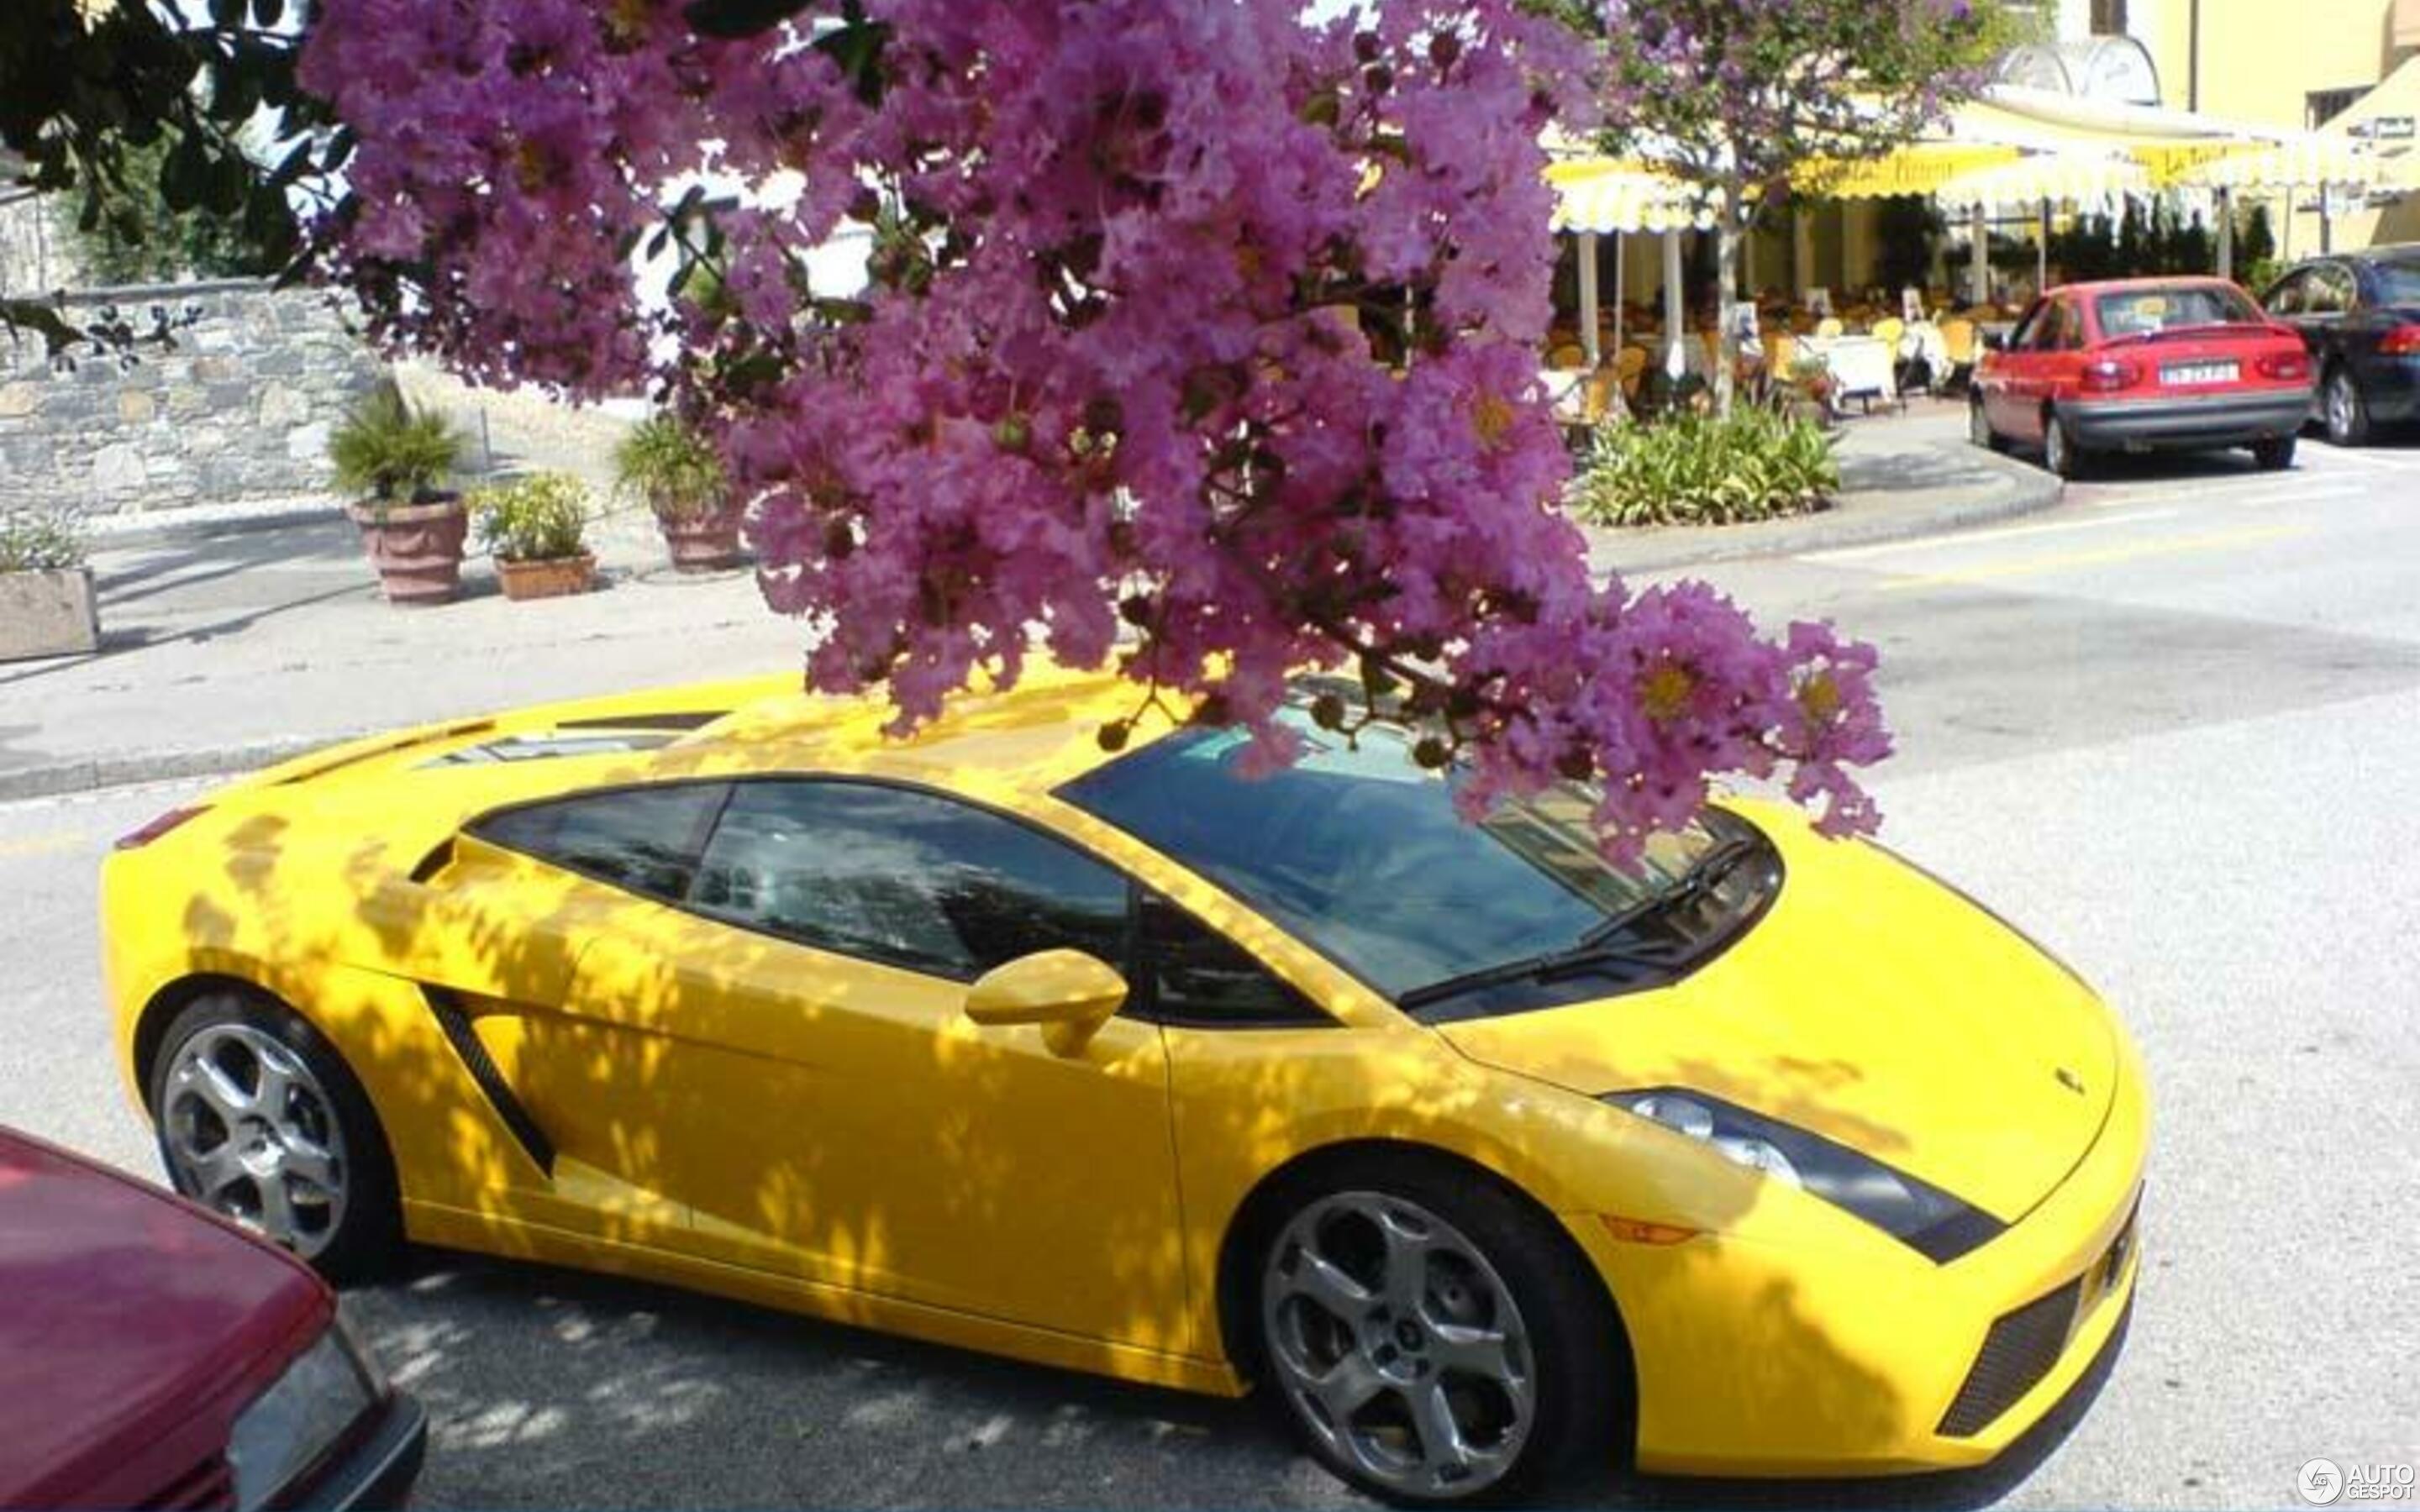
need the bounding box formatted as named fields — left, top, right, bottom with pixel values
left=293, top=1392, right=428, bottom=1510
left=2065, top=389, right=2309, bottom=450
left=1579, top=1028, right=2149, bottom=1477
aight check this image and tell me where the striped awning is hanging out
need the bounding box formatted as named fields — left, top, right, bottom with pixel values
left=2175, top=135, right=2381, bottom=190
left=1930, top=150, right=2154, bottom=211
left=1544, top=159, right=1714, bottom=234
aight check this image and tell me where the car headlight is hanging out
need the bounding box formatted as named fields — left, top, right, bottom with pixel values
left=1605, top=1089, right=2006, bottom=1263
left=228, top=1320, right=379, bottom=1509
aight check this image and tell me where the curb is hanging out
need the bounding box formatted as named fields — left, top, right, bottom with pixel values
left=0, top=737, right=335, bottom=806
left=1585, top=444, right=2065, bottom=576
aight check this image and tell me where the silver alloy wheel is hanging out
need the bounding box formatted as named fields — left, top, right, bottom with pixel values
left=160, top=1022, right=349, bottom=1258
left=2328, top=372, right=2358, bottom=443
left=1262, top=1191, right=1536, bottom=1499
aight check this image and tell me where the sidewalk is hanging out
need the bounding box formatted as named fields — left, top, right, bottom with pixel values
left=0, top=400, right=2060, bottom=802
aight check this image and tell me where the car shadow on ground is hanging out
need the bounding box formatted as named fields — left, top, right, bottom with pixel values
left=347, top=1247, right=2120, bottom=1511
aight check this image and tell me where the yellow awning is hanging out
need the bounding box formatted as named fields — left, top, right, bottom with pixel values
left=2174, top=136, right=2380, bottom=191
left=1799, top=144, right=2022, bottom=199
left=1544, top=159, right=1713, bottom=234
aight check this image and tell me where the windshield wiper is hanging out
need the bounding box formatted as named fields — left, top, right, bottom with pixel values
left=1397, top=835, right=1765, bottom=1013
left=1575, top=834, right=1759, bottom=950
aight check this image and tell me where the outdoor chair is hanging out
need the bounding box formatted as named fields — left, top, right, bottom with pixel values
left=1938, top=318, right=1980, bottom=392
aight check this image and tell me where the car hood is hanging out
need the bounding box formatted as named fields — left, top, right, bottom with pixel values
left=0, top=1130, right=327, bottom=1506
left=1437, top=813, right=2117, bottom=1223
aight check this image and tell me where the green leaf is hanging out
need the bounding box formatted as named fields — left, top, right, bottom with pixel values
left=160, top=133, right=209, bottom=213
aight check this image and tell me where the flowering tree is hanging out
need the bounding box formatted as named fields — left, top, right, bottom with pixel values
left=1568, top=0, right=2025, bottom=409
left=298, top=0, right=1889, bottom=858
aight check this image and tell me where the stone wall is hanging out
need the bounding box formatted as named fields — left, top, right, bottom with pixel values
left=0, top=278, right=380, bottom=515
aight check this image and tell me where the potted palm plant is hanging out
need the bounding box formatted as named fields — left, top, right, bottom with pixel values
left=613, top=414, right=743, bottom=572
left=472, top=472, right=595, bottom=601
left=329, top=379, right=471, bottom=606
left=0, top=507, right=99, bottom=661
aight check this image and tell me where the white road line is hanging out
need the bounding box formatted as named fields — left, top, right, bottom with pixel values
left=2080, top=478, right=2368, bottom=509
left=1802, top=508, right=2181, bottom=564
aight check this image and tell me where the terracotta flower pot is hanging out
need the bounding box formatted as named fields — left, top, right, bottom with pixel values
left=655, top=507, right=745, bottom=573
left=348, top=496, right=468, bottom=606
left=495, top=553, right=596, bottom=601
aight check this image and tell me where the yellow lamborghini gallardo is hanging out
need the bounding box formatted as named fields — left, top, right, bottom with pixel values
left=101, top=667, right=2145, bottom=1504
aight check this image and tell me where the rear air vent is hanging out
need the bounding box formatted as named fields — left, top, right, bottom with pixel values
left=556, top=711, right=728, bottom=732
left=422, top=987, right=555, bottom=1176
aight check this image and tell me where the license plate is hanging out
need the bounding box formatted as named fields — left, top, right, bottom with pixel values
left=2161, top=361, right=2238, bottom=386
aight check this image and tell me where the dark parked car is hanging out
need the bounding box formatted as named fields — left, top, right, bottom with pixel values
left=1971, top=276, right=2313, bottom=478
left=2261, top=246, right=2420, bottom=446
left=0, top=1126, right=424, bottom=1510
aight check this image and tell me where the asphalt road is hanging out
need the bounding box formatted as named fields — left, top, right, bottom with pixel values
left=4, top=432, right=2417, bottom=1509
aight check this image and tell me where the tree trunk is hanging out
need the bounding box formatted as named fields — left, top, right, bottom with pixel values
left=1712, top=177, right=1748, bottom=417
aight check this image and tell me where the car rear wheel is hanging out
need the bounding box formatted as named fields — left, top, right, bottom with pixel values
left=2254, top=433, right=2299, bottom=471
left=1255, top=1163, right=1622, bottom=1505
left=2323, top=368, right=2371, bottom=447
left=150, top=992, right=401, bottom=1282
left=2044, top=411, right=2089, bottom=480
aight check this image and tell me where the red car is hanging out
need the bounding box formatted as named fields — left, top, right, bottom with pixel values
left=1971, top=276, right=2315, bottom=478
left=0, top=1127, right=424, bottom=1510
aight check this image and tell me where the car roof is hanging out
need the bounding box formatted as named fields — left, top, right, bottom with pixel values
left=2054, top=276, right=2244, bottom=298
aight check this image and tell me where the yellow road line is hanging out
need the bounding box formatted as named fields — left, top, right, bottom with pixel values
left=1879, top=524, right=2311, bottom=591
left=0, top=832, right=85, bottom=859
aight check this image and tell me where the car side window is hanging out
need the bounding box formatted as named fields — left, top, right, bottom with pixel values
left=689, top=780, right=1128, bottom=981
left=2007, top=300, right=2046, bottom=351
left=2265, top=271, right=2307, bottom=317
left=1134, top=892, right=1327, bottom=1028
left=2312, top=265, right=2358, bottom=314
left=2029, top=301, right=2072, bottom=352
left=469, top=783, right=729, bottom=901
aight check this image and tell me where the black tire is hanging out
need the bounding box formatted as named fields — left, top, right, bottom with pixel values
left=2043, top=409, right=2090, bottom=480
left=2323, top=367, right=2371, bottom=448
left=2254, top=433, right=2299, bottom=471
left=148, top=990, right=402, bottom=1284
left=1969, top=395, right=2003, bottom=453
left=1246, top=1152, right=1626, bottom=1506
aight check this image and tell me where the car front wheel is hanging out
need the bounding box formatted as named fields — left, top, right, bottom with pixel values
left=1255, top=1162, right=1623, bottom=1504
left=150, top=991, right=402, bottom=1282
left=1969, top=395, right=2002, bottom=452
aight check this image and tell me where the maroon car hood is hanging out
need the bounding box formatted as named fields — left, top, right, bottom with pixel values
left=0, top=1130, right=328, bottom=1507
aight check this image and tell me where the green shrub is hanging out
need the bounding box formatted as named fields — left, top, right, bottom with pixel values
left=472, top=472, right=591, bottom=562
left=0, top=508, right=87, bottom=572
left=328, top=378, right=466, bottom=507
left=1570, top=406, right=1839, bottom=528
left=613, top=414, right=728, bottom=524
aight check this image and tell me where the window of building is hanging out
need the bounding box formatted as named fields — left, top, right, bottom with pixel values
left=2090, top=0, right=2129, bottom=35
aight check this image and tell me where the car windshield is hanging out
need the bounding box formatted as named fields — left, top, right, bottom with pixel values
left=2375, top=260, right=2420, bottom=307
left=1056, top=700, right=1765, bottom=1009
left=2095, top=285, right=2262, bottom=337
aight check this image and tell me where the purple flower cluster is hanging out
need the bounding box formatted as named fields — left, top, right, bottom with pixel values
left=301, top=0, right=1890, bottom=858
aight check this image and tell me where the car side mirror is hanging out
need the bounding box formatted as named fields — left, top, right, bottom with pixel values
left=964, top=949, right=1128, bottom=1058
